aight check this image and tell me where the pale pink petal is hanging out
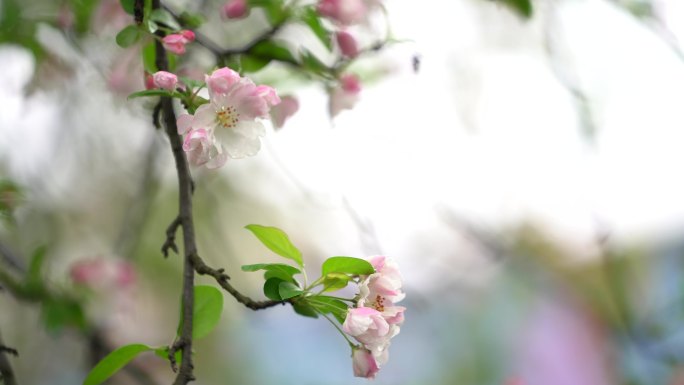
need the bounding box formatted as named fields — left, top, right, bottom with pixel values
left=177, top=114, right=193, bottom=135
left=206, top=67, right=241, bottom=96
left=256, top=85, right=281, bottom=106
left=351, top=348, right=380, bottom=379
left=193, top=104, right=217, bottom=130
left=270, top=95, right=299, bottom=129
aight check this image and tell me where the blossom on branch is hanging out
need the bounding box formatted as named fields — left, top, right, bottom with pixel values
left=317, top=0, right=367, bottom=25
left=177, top=67, right=280, bottom=168
left=343, top=255, right=405, bottom=378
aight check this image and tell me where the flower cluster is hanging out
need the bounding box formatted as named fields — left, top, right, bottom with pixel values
left=343, top=256, right=405, bottom=378
left=177, top=67, right=280, bottom=169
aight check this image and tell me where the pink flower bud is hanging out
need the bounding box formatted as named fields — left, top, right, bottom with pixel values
left=340, top=73, right=361, bottom=93
left=351, top=348, right=380, bottom=379
left=270, top=95, right=299, bottom=129
left=162, top=34, right=188, bottom=55
left=144, top=73, right=155, bottom=90
left=205, top=67, right=241, bottom=96
left=180, top=30, right=195, bottom=43
left=256, top=85, right=281, bottom=106
left=317, top=0, right=366, bottom=25
left=336, top=30, right=358, bottom=58
left=222, top=0, right=249, bottom=19
left=152, top=71, right=178, bottom=91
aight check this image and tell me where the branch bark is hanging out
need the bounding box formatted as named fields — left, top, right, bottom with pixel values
left=0, top=330, right=17, bottom=385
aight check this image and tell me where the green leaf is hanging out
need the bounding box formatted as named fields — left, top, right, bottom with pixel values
left=249, top=0, right=287, bottom=24
left=150, top=9, right=180, bottom=29
left=142, top=42, right=157, bottom=73
left=127, top=89, right=173, bottom=100
left=497, top=0, right=533, bottom=18
left=191, top=285, right=223, bottom=340
left=83, top=344, right=151, bottom=385
left=153, top=346, right=182, bottom=364
left=241, top=263, right=301, bottom=283
left=239, top=54, right=271, bottom=73
left=115, top=25, right=141, bottom=48
left=25, top=246, right=47, bottom=293
left=179, top=11, right=206, bottom=29
left=42, top=298, right=86, bottom=333
left=119, top=0, right=135, bottom=15
left=278, top=281, right=303, bottom=300
left=301, top=7, right=332, bottom=51
left=299, top=49, right=328, bottom=75
left=263, top=277, right=284, bottom=301
left=145, top=19, right=158, bottom=33
left=321, top=256, right=374, bottom=276
left=320, top=272, right=350, bottom=292
left=291, top=300, right=318, bottom=318
left=248, top=40, right=296, bottom=63
left=245, top=225, right=303, bottom=267
left=307, top=296, right=348, bottom=323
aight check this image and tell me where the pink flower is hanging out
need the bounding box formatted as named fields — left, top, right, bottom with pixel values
left=270, top=95, right=299, bottom=129
left=222, top=0, right=249, bottom=19
left=336, top=30, right=359, bottom=58
left=351, top=347, right=380, bottom=379
left=317, top=0, right=367, bottom=25
left=162, top=33, right=192, bottom=55
left=343, top=307, right=391, bottom=348
left=177, top=67, right=280, bottom=168
left=329, top=74, right=361, bottom=117
left=152, top=71, right=178, bottom=91
left=70, top=258, right=136, bottom=289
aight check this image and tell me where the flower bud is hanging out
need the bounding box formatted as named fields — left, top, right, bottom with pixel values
left=336, top=30, right=358, bottom=58
left=162, top=34, right=188, bottom=55
left=179, top=30, right=195, bottom=43
left=222, top=0, right=249, bottom=19
left=152, top=71, right=178, bottom=91
left=351, top=348, right=380, bottom=379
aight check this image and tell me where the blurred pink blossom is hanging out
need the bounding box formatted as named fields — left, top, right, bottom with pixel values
left=336, top=30, right=359, bottom=58
left=70, top=258, right=135, bottom=289
left=222, top=0, right=249, bottom=19
left=317, top=0, right=367, bottom=25
left=329, top=73, right=361, bottom=117
left=269, top=95, right=299, bottom=129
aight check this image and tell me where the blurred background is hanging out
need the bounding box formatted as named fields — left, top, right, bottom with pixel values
left=2, top=0, right=684, bottom=384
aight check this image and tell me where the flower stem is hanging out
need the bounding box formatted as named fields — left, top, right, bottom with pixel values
left=317, top=310, right=355, bottom=348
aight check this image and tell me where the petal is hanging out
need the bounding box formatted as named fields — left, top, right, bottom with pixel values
left=193, top=104, right=216, bottom=129
left=177, top=114, right=193, bottom=135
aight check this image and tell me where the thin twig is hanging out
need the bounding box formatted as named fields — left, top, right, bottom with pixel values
left=0, top=331, right=17, bottom=385
left=161, top=216, right=181, bottom=257
left=190, top=254, right=286, bottom=310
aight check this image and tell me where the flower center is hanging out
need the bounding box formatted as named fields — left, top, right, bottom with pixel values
left=371, top=295, right=385, bottom=312
left=216, top=106, right=239, bottom=128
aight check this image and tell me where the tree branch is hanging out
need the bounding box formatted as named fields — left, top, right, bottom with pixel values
left=150, top=0, right=197, bottom=383
left=190, top=254, right=286, bottom=310
left=0, top=331, right=17, bottom=385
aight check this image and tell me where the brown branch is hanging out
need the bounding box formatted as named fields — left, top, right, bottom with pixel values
left=150, top=0, right=197, bottom=383
left=0, top=331, right=17, bottom=385
left=161, top=216, right=181, bottom=257
left=190, top=254, right=286, bottom=310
